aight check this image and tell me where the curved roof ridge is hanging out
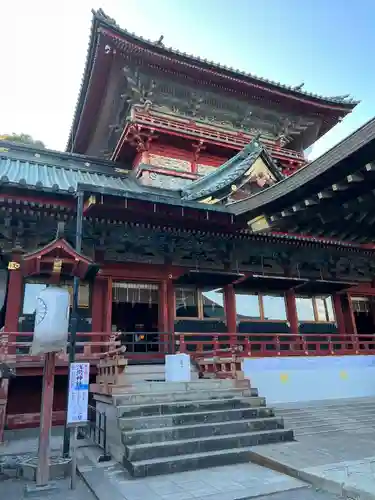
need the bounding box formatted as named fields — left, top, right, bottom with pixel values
left=94, top=8, right=359, bottom=107
left=229, top=116, right=375, bottom=215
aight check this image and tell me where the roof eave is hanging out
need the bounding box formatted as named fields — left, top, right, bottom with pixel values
left=66, top=11, right=102, bottom=152
left=229, top=116, right=375, bottom=217
left=93, top=11, right=359, bottom=112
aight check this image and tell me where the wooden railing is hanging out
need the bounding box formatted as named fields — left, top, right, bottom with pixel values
left=176, top=332, right=375, bottom=357
left=0, top=331, right=172, bottom=365
left=0, top=331, right=113, bottom=365
left=1, top=331, right=375, bottom=366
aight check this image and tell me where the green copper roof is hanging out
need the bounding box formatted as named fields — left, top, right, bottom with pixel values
left=0, top=141, right=230, bottom=212
left=0, top=143, right=133, bottom=193
left=181, top=137, right=284, bottom=203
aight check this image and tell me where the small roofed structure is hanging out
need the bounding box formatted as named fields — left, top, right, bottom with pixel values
left=22, top=238, right=99, bottom=280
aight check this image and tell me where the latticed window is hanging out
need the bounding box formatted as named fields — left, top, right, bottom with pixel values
left=112, top=282, right=158, bottom=305
left=351, top=297, right=371, bottom=314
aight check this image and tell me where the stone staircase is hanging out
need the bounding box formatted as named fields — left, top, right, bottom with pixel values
left=275, top=397, right=375, bottom=437
left=94, top=379, right=294, bottom=477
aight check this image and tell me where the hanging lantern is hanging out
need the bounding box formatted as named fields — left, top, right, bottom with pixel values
left=31, top=286, right=70, bottom=355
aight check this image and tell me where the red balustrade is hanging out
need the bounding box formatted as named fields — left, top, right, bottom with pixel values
left=1, top=331, right=375, bottom=366
left=176, top=332, right=375, bottom=358
left=0, top=331, right=172, bottom=365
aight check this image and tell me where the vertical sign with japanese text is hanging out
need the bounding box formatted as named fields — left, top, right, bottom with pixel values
left=67, top=362, right=89, bottom=425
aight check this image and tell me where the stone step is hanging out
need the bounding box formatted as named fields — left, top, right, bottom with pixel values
left=113, top=388, right=256, bottom=406
left=126, top=446, right=252, bottom=477
left=124, top=428, right=294, bottom=462
left=116, top=396, right=266, bottom=418
left=124, top=430, right=294, bottom=477
left=113, top=379, right=248, bottom=394
left=119, top=405, right=275, bottom=430
left=122, top=416, right=284, bottom=445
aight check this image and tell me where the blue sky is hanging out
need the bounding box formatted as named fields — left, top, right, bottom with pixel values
left=0, top=0, right=373, bottom=159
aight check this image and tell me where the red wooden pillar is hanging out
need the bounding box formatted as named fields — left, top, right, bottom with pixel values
left=159, top=280, right=169, bottom=353
left=369, top=279, right=375, bottom=332
left=104, top=278, right=112, bottom=335
left=166, top=278, right=176, bottom=354
left=92, top=277, right=105, bottom=353
left=224, top=285, right=237, bottom=346
left=342, top=293, right=356, bottom=336
left=1, top=253, right=23, bottom=442
left=0, top=379, right=9, bottom=443
left=5, top=253, right=23, bottom=353
left=285, top=290, right=298, bottom=335
left=333, top=294, right=346, bottom=336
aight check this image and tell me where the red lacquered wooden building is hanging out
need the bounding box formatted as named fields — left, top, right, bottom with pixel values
left=1, top=9, right=375, bottom=434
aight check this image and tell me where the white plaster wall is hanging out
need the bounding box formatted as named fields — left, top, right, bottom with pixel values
left=242, top=355, right=375, bottom=404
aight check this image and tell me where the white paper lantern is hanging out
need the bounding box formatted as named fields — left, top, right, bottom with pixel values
left=31, top=286, right=70, bottom=355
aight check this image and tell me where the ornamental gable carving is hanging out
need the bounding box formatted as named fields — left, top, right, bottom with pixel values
left=149, top=154, right=191, bottom=172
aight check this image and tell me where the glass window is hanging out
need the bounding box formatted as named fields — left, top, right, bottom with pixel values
left=263, top=295, right=287, bottom=321
left=296, top=296, right=335, bottom=322
left=23, top=283, right=47, bottom=314
left=175, top=288, right=199, bottom=318
left=202, top=290, right=225, bottom=318
left=316, top=296, right=335, bottom=322
left=296, top=297, right=315, bottom=321
left=235, top=293, right=261, bottom=320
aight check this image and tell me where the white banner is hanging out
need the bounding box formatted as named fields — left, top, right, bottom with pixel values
left=67, top=362, right=90, bottom=425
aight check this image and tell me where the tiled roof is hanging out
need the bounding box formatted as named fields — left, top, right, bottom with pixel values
left=0, top=141, right=373, bottom=254
left=181, top=137, right=284, bottom=202
left=0, top=142, right=134, bottom=193
left=0, top=141, right=229, bottom=212
left=67, top=9, right=359, bottom=151
left=94, top=9, right=358, bottom=107
left=229, top=116, right=375, bottom=216
left=0, top=157, right=133, bottom=193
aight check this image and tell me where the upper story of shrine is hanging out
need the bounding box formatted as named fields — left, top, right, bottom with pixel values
left=66, top=9, right=358, bottom=190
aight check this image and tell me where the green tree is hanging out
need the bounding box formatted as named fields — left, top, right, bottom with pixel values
left=0, top=133, right=45, bottom=149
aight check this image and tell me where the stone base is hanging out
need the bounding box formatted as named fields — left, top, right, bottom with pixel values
left=20, top=456, right=71, bottom=481
left=24, top=482, right=58, bottom=498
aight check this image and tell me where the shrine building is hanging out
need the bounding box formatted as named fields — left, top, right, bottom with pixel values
left=1, top=9, right=375, bottom=436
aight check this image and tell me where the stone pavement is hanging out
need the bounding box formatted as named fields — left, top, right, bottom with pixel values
left=77, top=445, right=307, bottom=500
left=0, top=476, right=95, bottom=500
left=248, top=397, right=375, bottom=499
left=255, top=489, right=342, bottom=500
left=1, top=427, right=65, bottom=456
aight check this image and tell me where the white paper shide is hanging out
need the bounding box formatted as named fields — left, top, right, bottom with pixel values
left=31, top=286, right=70, bottom=355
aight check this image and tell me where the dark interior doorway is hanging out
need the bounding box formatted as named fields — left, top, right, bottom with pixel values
left=111, top=282, right=159, bottom=353
left=354, top=311, right=373, bottom=335
left=352, top=297, right=374, bottom=335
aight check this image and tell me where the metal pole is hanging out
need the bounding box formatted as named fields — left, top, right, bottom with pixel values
left=70, top=426, right=78, bottom=490
left=36, top=352, right=56, bottom=486
left=63, top=191, right=84, bottom=457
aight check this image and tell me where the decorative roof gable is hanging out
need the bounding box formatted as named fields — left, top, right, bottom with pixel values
left=181, top=137, right=284, bottom=204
